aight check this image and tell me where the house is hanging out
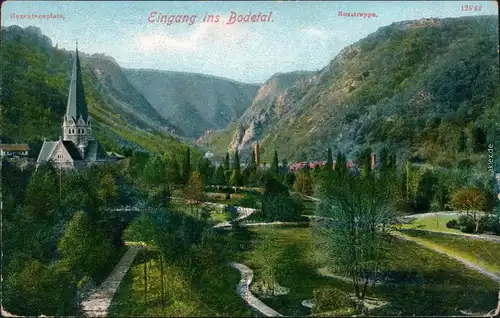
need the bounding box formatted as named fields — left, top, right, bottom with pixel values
left=37, top=42, right=108, bottom=169
left=0, top=144, right=29, bottom=158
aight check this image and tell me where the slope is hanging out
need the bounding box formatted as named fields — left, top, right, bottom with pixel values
left=0, top=25, right=188, bottom=157
left=123, top=69, right=260, bottom=138
left=212, top=16, right=499, bottom=164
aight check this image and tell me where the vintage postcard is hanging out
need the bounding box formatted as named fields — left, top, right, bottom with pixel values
left=1, top=1, right=499, bottom=317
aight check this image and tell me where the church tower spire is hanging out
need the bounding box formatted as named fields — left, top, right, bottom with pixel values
left=65, top=40, right=88, bottom=122
left=62, top=41, right=93, bottom=155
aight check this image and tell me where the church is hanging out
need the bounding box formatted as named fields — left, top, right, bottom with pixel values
left=37, top=43, right=108, bottom=169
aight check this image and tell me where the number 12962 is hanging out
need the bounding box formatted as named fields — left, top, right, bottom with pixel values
left=461, top=5, right=482, bottom=11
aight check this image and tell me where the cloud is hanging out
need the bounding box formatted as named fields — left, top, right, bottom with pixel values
left=301, top=27, right=329, bottom=40
left=135, top=15, right=253, bottom=53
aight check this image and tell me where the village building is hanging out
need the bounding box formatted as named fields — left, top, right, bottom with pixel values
left=0, top=144, right=30, bottom=158
left=37, top=43, right=108, bottom=169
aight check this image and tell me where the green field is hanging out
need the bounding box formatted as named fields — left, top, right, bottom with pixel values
left=400, top=213, right=461, bottom=233
left=233, top=226, right=499, bottom=316
left=401, top=229, right=500, bottom=274
left=108, top=249, right=254, bottom=317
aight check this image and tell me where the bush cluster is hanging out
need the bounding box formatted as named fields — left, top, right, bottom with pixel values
left=448, top=214, right=499, bottom=235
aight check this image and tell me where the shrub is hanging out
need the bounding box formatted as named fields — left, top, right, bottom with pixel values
left=457, top=214, right=484, bottom=234
left=414, top=195, right=431, bottom=213
left=457, top=214, right=475, bottom=233
left=445, top=219, right=459, bottom=229
left=313, top=287, right=357, bottom=314
left=233, top=194, right=258, bottom=209
left=482, top=215, right=500, bottom=235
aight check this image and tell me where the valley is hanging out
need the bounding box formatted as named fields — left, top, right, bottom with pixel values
left=1, top=3, right=499, bottom=317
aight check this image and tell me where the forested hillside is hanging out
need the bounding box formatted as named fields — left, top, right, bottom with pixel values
left=206, top=16, right=499, bottom=167
left=196, top=71, right=315, bottom=157
left=0, top=25, right=188, bottom=158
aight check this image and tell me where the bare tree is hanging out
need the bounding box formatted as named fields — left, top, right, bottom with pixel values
left=314, top=172, right=397, bottom=301
left=451, top=187, right=487, bottom=233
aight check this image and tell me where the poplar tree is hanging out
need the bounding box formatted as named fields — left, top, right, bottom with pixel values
left=183, top=148, right=191, bottom=184
left=326, top=148, right=333, bottom=171
left=270, top=150, right=279, bottom=176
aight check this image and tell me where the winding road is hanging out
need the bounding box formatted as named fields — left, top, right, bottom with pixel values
left=230, top=262, right=283, bottom=317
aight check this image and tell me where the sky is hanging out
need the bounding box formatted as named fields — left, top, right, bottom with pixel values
left=1, top=1, right=498, bottom=83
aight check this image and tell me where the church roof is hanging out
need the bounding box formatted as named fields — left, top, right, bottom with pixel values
left=62, top=141, right=84, bottom=160
left=37, top=141, right=58, bottom=163
left=85, top=140, right=107, bottom=161
left=66, top=43, right=89, bottom=122
left=37, top=140, right=84, bottom=163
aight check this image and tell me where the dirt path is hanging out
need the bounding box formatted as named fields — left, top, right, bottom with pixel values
left=393, top=231, right=500, bottom=282
left=402, top=228, right=500, bottom=243
left=213, top=206, right=255, bottom=228
left=81, top=245, right=141, bottom=317
left=229, top=262, right=283, bottom=317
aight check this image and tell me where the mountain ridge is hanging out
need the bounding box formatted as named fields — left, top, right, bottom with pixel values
left=122, top=68, right=260, bottom=138
left=200, top=15, right=499, bottom=166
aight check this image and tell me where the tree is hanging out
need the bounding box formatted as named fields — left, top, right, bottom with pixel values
left=151, top=185, right=171, bottom=208
left=24, top=169, right=59, bottom=219
left=249, top=150, right=257, bottom=172
left=223, top=152, right=230, bottom=172
left=379, top=147, right=396, bottom=173
left=197, top=157, right=213, bottom=185
left=270, top=150, right=279, bottom=176
left=58, top=211, right=114, bottom=280
left=2, top=259, right=77, bottom=316
left=262, top=193, right=303, bottom=222
left=451, top=187, right=487, bottom=233
left=358, top=147, right=372, bottom=178
left=263, top=173, right=288, bottom=196
left=325, top=148, right=333, bottom=171
left=415, top=169, right=438, bottom=212
left=315, top=173, right=396, bottom=301
left=229, top=169, right=241, bottom=187
left=214, top=165, right=226, bottom=185
left=184, top=171, right=204, bottom=203
left=458, top=130, right=467, bottom=152
left=284, top=172, right=296, bottom=188
left=98, top=172, right=118, bottom=207
left=166, top=158, right=182, bottom=186
left=469, top=124, right=487, bottom=152
left=233, top=150, right=241, bottom=171
left=143, top=155, right=166, bottom=186
left=231, top=150, right=242, bottom=186
left=335, top=152, right=348, bottom=177
left=183, top=148, right=192, bottom=184
left=252, top=227, right=283, bottom=295
left=293, top=171, right=314, bottom=196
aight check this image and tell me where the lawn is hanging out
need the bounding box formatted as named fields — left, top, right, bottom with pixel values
left=108, top=249, right=255, bottom=317
left=400, top=213, right=461, bottom=233
left=205, top=192, right=245, bottom=204
left=400, top=229, right=500, bottom=274
left=234, top=226, right=499, bottom=316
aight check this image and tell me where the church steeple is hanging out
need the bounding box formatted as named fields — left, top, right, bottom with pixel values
left=62, top=41, right=93, bottom=151
left=65, top=41, right=88, bottom=122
